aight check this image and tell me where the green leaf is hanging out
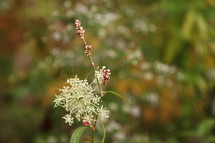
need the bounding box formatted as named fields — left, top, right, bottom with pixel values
left=182, top=8, right=195, bottom=40
left=164, top=36, right=181, bottom=63
left=70, top=126, right=90, bottom=143
left=106, top=91, right=132, bottom=105
left=196, top=12, right=208, bottom=39
left=196, top=119, right=215, bottom=136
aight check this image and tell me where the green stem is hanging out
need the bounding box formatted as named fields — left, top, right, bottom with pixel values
left=91, top=130, right=95, bottom=143
left=99, top=118, right=106, bottom=143
left=81, top=37, right=103, bottom=96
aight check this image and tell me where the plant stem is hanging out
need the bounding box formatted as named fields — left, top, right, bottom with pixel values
left=81, top=38, right=96, bottom=70
left=99, top=117, right=106, bottom=143
left=80, top=37, right=103, bottom=96
left=80, top=34, right=104, bottom=143
left=91, top=130, right=95, bottom=143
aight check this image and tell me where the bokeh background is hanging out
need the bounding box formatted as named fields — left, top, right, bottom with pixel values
left=1, top=0, right=215, bottom=143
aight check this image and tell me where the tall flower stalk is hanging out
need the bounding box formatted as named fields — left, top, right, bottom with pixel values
left=53, top=19, right=111, bottom=143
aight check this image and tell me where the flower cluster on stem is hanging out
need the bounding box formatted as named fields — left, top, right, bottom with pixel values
left=54, top=19, right=111, bottom=131
left=54, top=76, right=109, bottom=129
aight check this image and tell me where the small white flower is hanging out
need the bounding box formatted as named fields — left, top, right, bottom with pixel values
left=130, top=106, right=141, bottom=117
left=64, top=0, right=71, bottom=8
left=98, top=106, right=110, bottom=119
left=62, top=114, right=74, bottom=126
left=113, top=131, right=126, bottom=141
left=53, top=95, right=63, bottom=107
left=52, top=31, right=61, bottom=41
left=106, top=121, right=121, bottom=132
left=109, top=102, right=118, bottom=111
left=82, top=114, right=94, bottom=125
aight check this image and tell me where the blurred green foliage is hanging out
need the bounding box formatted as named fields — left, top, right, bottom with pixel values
left=0, top=0, right=215, bottom=143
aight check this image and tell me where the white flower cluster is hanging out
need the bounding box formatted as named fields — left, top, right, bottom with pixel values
left=54, top=76, right=109, bottom=126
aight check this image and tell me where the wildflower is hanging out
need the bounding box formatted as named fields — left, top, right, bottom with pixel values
left=62, top=114, right=74, bottom=126
left=98, top=106, right=110, bottom=119
left=94, top=66, right=111, bottom=86
left=53, top=76, right=109, bottom=127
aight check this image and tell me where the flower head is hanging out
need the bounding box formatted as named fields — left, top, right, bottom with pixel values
left=54, top=76, right=109, bottom=127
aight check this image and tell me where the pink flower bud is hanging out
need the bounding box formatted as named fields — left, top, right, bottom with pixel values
left=85, top=45, right=92, bottom=56
left=74, top=19, right=81, bottom=28
left=82, top=121, right=90, bottom=126
left=102, top=68, right=111, bottom=85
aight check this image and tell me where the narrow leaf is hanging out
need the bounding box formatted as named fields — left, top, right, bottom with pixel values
left=182, top=8, right=195, bottom=39
left=196, top=13, right=208, bottom=39
left=70, top=126, right=89, bottom=143
left=106, top=91, right=131, bottom=105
